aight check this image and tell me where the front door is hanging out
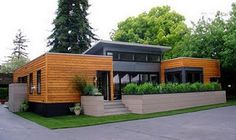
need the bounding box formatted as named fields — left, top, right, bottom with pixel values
left=97, top=71, right=110, bottom=100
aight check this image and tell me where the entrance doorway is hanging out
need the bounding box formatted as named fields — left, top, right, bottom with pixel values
left=97, top=71, right=110, bottom=100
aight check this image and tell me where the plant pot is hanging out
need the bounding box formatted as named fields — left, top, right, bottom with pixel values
left=74, top=109, right=81, bottom=115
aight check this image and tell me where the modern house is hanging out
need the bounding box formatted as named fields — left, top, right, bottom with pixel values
left=12, top=40, right=221, bottom=116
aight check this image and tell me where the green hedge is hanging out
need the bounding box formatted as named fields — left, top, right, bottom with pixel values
left=0, top=88, right=8, bottom=100
left=123, top=82, right=221, bottom=95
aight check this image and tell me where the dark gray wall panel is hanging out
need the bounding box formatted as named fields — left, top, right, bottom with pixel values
left=113, top=61, right=160, bottom=72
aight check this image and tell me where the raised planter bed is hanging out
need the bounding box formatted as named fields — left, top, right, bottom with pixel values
left=81, top=96, right=104, bottom=116
left=122, top=91, right=226, bottom=114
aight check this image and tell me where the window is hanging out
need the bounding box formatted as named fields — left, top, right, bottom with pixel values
left=165, top=72, right=182, bottom=83
left=186, top=71, right=203, bottom=83
left=37, top=70, right=41, bottom=94
left=119, top=52, right=133, bottom=61
left=148, top=54, right=160, bottom=62
left=134, top=53, right=147, bottom=62
left=29, top=73, right=33, bottom=94
left=106, top=51, right=119, bottom=60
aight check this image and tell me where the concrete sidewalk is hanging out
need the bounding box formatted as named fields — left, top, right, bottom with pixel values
left=0, top=105, right=236, bottom=140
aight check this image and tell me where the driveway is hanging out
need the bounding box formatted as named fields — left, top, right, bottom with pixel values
left=0, top=105, right=236, bottom=140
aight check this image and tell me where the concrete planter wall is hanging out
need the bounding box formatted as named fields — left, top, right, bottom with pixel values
left=122, top=91, right=226, bottom=114
left=81, top=96, right=104, bottom=116
left=8, top=83, right=27, bottom=112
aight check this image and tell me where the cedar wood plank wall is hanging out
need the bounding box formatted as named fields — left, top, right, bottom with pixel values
left=161, top=57, right=221, bottom=83
left=13, top=54, right=46, bottom=103
left=13, top=53, right=113, bottom=103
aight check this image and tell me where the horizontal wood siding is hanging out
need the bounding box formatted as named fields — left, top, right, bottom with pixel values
left=13, top=54, right=46, bottom=103
left=46, top=53, right=113, bottom=103
left=161, top=57, right=220, bottom=83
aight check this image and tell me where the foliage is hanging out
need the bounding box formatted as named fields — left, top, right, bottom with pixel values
left=137, top=83, right=158, bottom=94
left=19, top=100, right=29, bottom=112
left=12, top=29, right=28, bottom=59
left=123, top=82, right=222, bottom=95
left=83, top=84, right=94, bottom=95
left=48, top=0, right=97, bottom=54
left=82, top=84, right=102, bottom=96
left=123, top=83, right=138, bottom=95
left=69, top=103, right=81, bottom=112
left=111, top=6, right=189, bottom=48
left=166, top=3, right=236, bottom=71
left=16, top=100, right=236, bottom=129
left=0, top=88, right=8, bottom=100
left=74, top=75, right=87, bottom=94
left=0, top=29, right=29, bottom=74
left=0, top=56, right=29, bottom=73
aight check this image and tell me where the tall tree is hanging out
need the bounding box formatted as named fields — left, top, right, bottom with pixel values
left=111, top=6, right=189, bottom=47
left=0, top=30, right=29, bottom=73
left=12, top=29, right=28, bottom=59
left=48, top=0, right=97, bottom=54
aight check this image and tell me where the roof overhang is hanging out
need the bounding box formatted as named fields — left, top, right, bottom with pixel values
left=83, top=40, right=171, bottom=54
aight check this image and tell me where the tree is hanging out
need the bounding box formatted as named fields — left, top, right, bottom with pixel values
left=0, top=56, right=29, bottom=73
left=169, top=3, right=236, bottom=71
left=111, top=6, right=189, bottom=47
left=0, top=30, right=29, bottom=73
left=48, top=0, right=97, bottom=54
left=12, top=29, right=28, bottom=59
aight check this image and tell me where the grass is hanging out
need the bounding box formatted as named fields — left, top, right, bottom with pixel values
left=16, top=100, right=236, bottom=129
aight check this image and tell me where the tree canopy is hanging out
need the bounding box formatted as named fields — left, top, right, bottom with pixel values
left=169, top=3, right=236, bottom=70
left=48, top=0, right=97, bottom=54
left=0, top=30, right=29, bottom=73
left=111, top=6, right=189, bottom=47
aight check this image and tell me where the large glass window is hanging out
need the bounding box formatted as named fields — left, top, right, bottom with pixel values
left=165, top=72, right=182, bottom=83
left=37, top=70, right=41, bottom=94
left=134, top=53, right=147, bottom=62
left=106, top=51, right=119, bottom=60
left=119, top=52, right=133, bottom=61
left=186, top=71, right=203, bottom=83
left=148, top=54, right=160, bottom=62
left=29, top=73, right=33, bottom=94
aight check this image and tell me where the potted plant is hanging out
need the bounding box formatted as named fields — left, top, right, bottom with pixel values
left=70, top=103, right=81, bottom=115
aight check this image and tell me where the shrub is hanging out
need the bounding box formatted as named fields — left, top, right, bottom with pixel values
left=0, top=88, right=8, bottom=100
left=123, top=83, right=138, bottom=95
left=19, top=100, right=29, bottom=112
left=137, top=83, right=156, bottom=94
left=205, top=82, right=221, bottom=91
left=74, top=75, right=87, bottom=94
left=123, top=82, right=221, bottom=95
left=83, top=84, right=94, bottom=96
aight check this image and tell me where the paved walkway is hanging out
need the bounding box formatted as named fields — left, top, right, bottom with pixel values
left=0, top=105, right=236, bottom=140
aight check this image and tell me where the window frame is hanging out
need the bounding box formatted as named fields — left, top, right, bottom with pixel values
left=37, top=70, right=41, bottom=94
left=29, top=73, right=33, bottom=94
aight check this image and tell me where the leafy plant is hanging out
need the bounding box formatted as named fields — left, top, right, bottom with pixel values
left=69, top=103, right=81, bottom=115
left=83, top=84, right=94, bottom=96
left=69, top=103, right=81, bottom=112
left=123, top=83, right=138, bottom=95
left=137, top=83, right=156, bottom=94
left=123, top=82, right=221, bottom=95
left=19, top=100, right=29, bottom=112
left=74, top=75, right=87, bottom=95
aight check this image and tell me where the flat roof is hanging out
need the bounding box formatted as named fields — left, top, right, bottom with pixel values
left=161, top=57, right=220, bottom=62
left=83, top=40, right=171, bottom=54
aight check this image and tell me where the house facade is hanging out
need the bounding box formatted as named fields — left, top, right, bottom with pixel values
left=13, top=40, right=221, bottom=116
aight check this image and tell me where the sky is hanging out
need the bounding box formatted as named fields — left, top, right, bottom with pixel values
left=0, top=0, right=235, bottom=64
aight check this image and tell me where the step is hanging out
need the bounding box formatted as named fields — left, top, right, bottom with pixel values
left=104, top=101, right=123, bottom=106
left=104, top=104, right=125, bottom=109
left=104, top=110, right=130, bottom=116
left=104, top=107, right=129, bottom=113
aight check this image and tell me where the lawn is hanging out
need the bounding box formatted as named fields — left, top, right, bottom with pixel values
left=16, top=100, right=236, bottom=129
